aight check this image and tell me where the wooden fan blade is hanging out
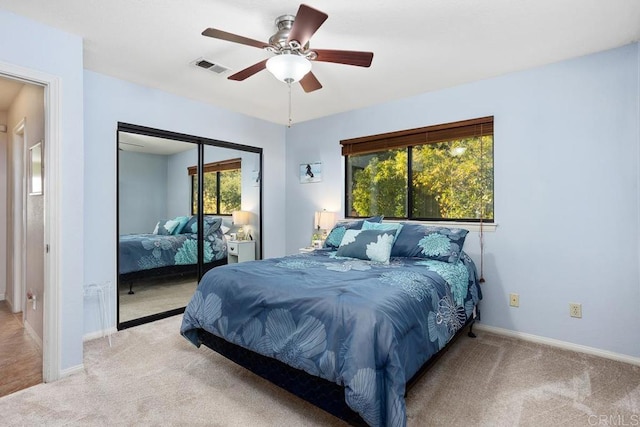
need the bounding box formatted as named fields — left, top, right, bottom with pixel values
left=299, top=72, right=322, bottom=93
left=312, top=49, right=374, bottom=67
left=202, top=28, right=269, bottom=49
left=287, top=4, right=328, bottom=48
left=228, top=59, right=268, bottom=81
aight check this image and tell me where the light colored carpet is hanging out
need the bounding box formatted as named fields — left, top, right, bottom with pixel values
left=1, top=315, right=638, bottom=426
left=119, top=278, right=197, bottom=322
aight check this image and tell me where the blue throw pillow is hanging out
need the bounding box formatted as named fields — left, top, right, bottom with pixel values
left=361, top=220, right=403, bottom=241
left=182, top=216, right=198, bottom=234
left=323, top=215, right=384, bottom=249
left=391, top=223, right=468, bottom=263
left=203, top=216, right=222, bottom=237
left=153, top=219, right=180, bottom=235
left=181, top=216, right=222, bottom=237
left=335, top=229, right=395, bottom=263
left=172, top=216, right=190, bottom=235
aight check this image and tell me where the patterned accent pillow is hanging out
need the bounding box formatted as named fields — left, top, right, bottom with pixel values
left=153, top=219, right=180, bottom=235
left=336, top=229, right=395, bottom=263
left=323, top=215, right=384, bottom=249
left=361, top=220, right=403, bottom=241
left=203, top=216, right=222, bottom=236
left=181, top=216, right=222, bottom=237
left=391, top=223, right=469, bottom=263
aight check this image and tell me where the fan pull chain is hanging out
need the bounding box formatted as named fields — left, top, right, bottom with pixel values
left=288, top=82, right=293, bottom=128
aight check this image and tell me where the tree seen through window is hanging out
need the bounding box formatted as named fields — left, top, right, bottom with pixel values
left=346, top=134, right=493, bottom=222
left=192, top=169, right=241, bottom=215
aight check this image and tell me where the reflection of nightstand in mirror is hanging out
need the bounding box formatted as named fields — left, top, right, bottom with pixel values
left=228, top=240, right=255, bottom=263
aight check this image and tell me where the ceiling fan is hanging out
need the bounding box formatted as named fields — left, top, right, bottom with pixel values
left=202, top=3, right=374, bottom=93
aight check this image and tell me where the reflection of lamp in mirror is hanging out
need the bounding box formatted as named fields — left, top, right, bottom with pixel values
left=314, top=210, right=336, bottom=244
left=232, top=210, right=251, bottom=240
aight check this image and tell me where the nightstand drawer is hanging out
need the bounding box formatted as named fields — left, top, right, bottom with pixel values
left=227, top=240, right=255, bottom=263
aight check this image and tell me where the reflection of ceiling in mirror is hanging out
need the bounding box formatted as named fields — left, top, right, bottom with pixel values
left=119, top=132, right=195, bottom=155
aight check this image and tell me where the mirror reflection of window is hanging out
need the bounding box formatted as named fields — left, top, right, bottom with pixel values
left=189, top=158, right=242, bottom=215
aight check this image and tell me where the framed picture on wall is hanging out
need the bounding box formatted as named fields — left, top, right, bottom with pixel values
left=29, top=141, right=43, bottom=195
left=251, top=169, right=260, bottom=187
left=299, top=162, right=322, bottom=183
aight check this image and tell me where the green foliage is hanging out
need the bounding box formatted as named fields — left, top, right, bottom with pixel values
left=351, top=150, right=407, bottom=217
left=193, top=169, right=242, bottom=214
left=219, top=170, right=241, bottom=214
left=349, top=137, right=493, bottom=220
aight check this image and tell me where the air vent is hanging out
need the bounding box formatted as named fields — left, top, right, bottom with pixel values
left=193, top=58, right=230, bottom=74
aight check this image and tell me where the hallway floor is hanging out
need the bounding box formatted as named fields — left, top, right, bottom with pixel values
left=0, top=300, right=42, bottom=397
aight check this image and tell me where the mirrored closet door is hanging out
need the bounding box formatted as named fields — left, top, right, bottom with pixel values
left=117, top=123, right=262, bottom=329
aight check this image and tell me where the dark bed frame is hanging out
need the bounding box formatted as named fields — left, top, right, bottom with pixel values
left=196, top=317, right=477, bottom=426
left=119, top=258, right=228, bottom=294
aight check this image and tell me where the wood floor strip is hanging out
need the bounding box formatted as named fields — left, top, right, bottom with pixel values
left=0, top=301, right=42, bottom=397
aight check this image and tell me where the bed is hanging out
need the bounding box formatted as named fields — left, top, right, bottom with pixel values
left=119, top=216, right=228, bottom=293
left=181, top=221, right=482, bottom=426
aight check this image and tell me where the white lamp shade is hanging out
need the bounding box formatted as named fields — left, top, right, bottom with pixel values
left=232, top=210, right=251, bottom=226
left=314, top=211, right=336, bottom=231
left=266, top=54, right=311, bottom=83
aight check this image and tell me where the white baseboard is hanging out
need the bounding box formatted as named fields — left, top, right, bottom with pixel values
left=83, top=327, right=117, bottom=342
left=58, top=364, right=84, bottom=380
left=474, top=323, right=640, bottom=367
left=24, top=319, right=43, bottom=350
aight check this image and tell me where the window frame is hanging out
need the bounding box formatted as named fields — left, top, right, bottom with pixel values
left=341, top=116, right=494, bottom=223
left=189, top=158, right=241, bottom=215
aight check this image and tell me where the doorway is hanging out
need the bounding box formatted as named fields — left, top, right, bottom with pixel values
left=0, top=76, right=45, bottom=394
left=0, top=63, right=61, bottom=385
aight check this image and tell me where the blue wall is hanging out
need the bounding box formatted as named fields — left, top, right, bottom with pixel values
left=0, top=8, right=85, bottom=372
left=285, top=43, right=640, bottom=359
left=83, top=70, right=286, bottom=337
left=118, top=151, right=169, bottom=234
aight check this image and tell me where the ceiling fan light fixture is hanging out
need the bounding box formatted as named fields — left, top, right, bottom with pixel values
left=266, top=54, right=311, bottom=84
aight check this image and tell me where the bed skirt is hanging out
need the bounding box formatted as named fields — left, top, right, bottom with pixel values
left=119, top=258, right=228, bottom=293
left=196, top=317, right=476, bottom=426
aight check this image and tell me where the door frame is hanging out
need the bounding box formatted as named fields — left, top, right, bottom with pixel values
left=11, top=118, right=27, bottom=320
left=1, top=60, right=61, bottom=382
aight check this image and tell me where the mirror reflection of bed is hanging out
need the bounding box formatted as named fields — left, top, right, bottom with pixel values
left=117, top=125, right=262, bottom=328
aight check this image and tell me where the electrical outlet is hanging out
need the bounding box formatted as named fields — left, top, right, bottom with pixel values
left=569, top=303, right=582, bottom=318
left=509, top=293, right=519, bottom=307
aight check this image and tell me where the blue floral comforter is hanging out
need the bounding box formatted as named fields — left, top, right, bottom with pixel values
left=181, top=250, right=481, bottom=427
left=119, top=231, right=227, bottom=275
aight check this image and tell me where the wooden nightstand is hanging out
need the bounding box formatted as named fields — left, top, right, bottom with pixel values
left=227, top=240, right=255, bottom=263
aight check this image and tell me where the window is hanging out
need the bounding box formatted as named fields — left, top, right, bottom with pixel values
left=189, top=158, right=241, bottom=215
left=342, top=117, right=493, bottom=222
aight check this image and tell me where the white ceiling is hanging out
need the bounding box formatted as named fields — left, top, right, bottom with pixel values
left=1, top=0, right=639, bottom=125
left=118, top=132, right=195, bottom=155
